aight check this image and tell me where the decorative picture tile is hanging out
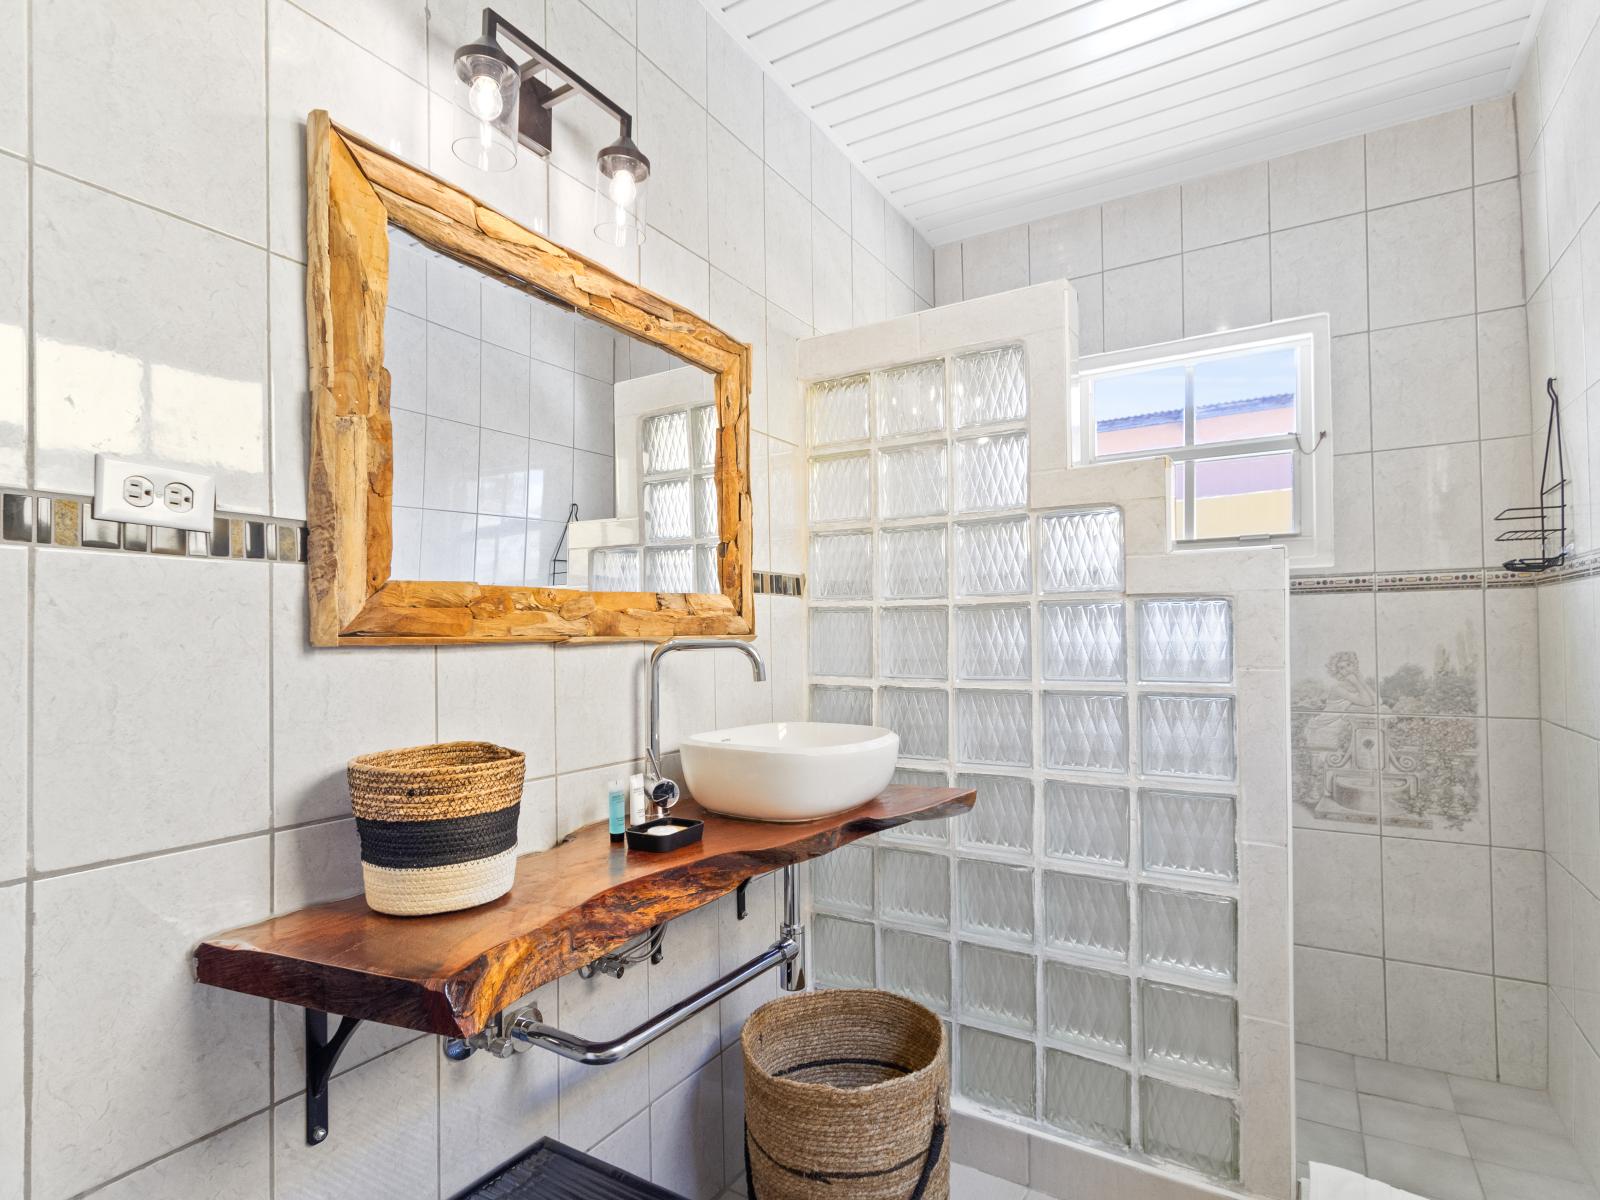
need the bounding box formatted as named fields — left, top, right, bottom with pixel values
left=1377, top=715, right=1486, bottom=840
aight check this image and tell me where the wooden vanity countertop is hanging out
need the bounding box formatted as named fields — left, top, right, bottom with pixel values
left=194, top=785, right=974, bottom=1037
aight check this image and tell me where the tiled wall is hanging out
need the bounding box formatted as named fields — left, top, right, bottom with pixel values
left=0, top=2, right=934, bottom=1198
left=1514, top=0, right=1600, bottom=1178
left=385, top=227, right=627, bottom=588
left=937, top=100, right=1546, bottom=1086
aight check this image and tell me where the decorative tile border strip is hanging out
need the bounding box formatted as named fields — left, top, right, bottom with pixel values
left=1290, top=554, right=1600, bottom=593
left=753, top=570, right=804, bottom=597
left=0, top=489, right=307, bottom=563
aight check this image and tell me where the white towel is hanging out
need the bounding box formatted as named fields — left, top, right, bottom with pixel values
left=1308, top=1162, right=1429, bottom=1199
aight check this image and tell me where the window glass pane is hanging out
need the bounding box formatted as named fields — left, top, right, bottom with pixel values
left=1092, top=365, right=1185, bottom=457
left=1193, top=451, right=1295, bottom=539
left=1193, top=345, right=1297, bottom=445
left=1171, top=461, right=1187, bottom=541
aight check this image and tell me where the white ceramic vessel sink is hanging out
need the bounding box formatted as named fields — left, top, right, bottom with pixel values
left=679, top=722, right=899, bottom=822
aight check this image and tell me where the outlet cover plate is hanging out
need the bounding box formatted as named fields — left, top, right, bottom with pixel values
left=92, top=454, right=217, bottom=533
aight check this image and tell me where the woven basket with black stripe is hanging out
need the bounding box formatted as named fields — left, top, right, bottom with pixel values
left=347, top=741, right=524, bottom=916
left=742, top=989, right=949, bottom=1200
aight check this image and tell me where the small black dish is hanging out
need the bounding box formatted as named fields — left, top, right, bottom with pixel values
left=624, top=816, right=705, bottom=853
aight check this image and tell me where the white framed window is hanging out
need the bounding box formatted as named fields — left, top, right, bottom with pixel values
left=1073, top=315, right=1332, bottom=567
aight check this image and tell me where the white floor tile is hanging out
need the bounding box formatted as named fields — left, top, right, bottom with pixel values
left=1300, top=1043, right=1360, bottom=1090
left=1476, top=1161, right=1600, bottom=1200
left=1459, top=1115, right=1592, bottom=1184
left=1363, top=1135, right=1483, bottom=1200
left=952, top=1163, right=1029, bottom=1199
left=1358, top=1094, right=1469, bottom=1156
left=1300, top=1119, right=1367, bottom=1174
left=1447, top=1075, right=1566, bottom=1134
left=1355, top=1056, right=1456, bottom=1110
left=1300, top=1079, right=1362, bottom=1131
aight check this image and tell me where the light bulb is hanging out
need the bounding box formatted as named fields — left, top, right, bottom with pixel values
left=468, top=73, right=504, bottom=120
left=607, top=167, right=637, bottom=206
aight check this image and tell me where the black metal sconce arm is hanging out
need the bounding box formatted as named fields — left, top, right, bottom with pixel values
left=476, top=7, right=634, bottom=154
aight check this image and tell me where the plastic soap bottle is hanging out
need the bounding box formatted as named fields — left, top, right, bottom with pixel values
left=607, top=778, right=626, bottom=842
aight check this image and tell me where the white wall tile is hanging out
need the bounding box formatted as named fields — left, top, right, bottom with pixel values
left=1382, top=839, right=1493, bottom=972
left=764, top=78, right=811, bottom=198
left=1029, top=206, right=1101, bottom=281
left=852, top=241, right=888, bottom=325
left=708, top=122, right=765, bottom=294
left=1488, top=718, right=1544, bottom=850
left=1294, top=829, right=1383, bottom=954
left=1182, top=235, right=1270, bottom=336
left=1332, top=453, right=1376, bottom=573
left=1295, top=946, right=1387, bottom=1058
left=962, top=227, right=1029, bottom=300
left=1366, top=109, right=1474, bottom=208
left=32, top=553, right=269, bottom=869
left=652, top=1063, right=724, bottom=1200
left=1102, top=184, right=1181, bottom=269
left=1473, top=97, right=1520, bottom=185
left=269, top=563, right=436, bottom=823
left=273, top=1039, right=437, bottom=1200
left=1495, top=978, right=1549, bottom=1087
left=1476, top=181, right=1527, bottom=312
left=553, top=642, right=646, bottom=773
left=1369, top=317, right=1479, bottom=451
left=708, top=21, right=763, bottom=155
left=0, top=0, right=23, bottom=156
left=0, top=155, right=24, bottom=489
left=1270, top=214, right=1368, bottom=335
left=851, top=171, right=885, bottom=261
left=1493, top=847, right=1549, bottom=982
left=764, top=170, right=812, bottom=324
left=1368, top=191, right=1477, bottom=329
left=1477, top=307, right=1532, bottom=439
left=809, top=130, right=852, bottom=233
left=1269, top=136, right=1366, bottom=230
left=438, top=989, right=560, bottom=1193
left=1103, top=256, right=1183, bottom=352
left=33, top=0, right=268, bottom=242
left=639, top=0, right=707, bottom=101
left=266, top=0, right=428, bottom=263
left=31, top=171, right=269, bottom=506
left=812, top=211, right=853, bottom=336
left=90, top=1113, right=270, bottom=1200
left=1385, top=960, right=1498, bottom=1079
left=31, top=839, right=271, bottom=1200
left=934, top=242, right=962, bottom=306
left=640, top=61, right=710, bottom=259
left=1331, top=333, right=1372, bottom=454
left=1181, top=163, right=1268, bottom=250
left=0, top=882, right=22, bottom=1200
left=0, top=550, right=24, bottom=882
left=1372, top=442, right=1483, bottom=570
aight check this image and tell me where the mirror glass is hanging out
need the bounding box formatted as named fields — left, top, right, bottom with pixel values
left=384, top=227, right=716, bottom=590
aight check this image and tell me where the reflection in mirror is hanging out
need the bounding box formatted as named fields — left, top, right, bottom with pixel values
left=384, top=228, right=714, bottom=589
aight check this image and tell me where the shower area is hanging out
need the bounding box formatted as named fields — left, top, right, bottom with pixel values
left=796, top=282, right=1294, bottom=1199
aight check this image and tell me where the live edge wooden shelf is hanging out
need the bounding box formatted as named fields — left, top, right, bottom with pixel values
left=195, top=785, right=974, bottom=1039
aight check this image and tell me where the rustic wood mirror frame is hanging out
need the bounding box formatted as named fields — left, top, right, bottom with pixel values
left=305, top=110, right=753, bottom=646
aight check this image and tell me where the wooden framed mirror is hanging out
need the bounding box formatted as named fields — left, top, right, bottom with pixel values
left=304, top=110, right=753, bottom=646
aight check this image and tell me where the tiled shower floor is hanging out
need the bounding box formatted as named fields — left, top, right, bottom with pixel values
left=1297, top=1044, right=1598, bottom=1200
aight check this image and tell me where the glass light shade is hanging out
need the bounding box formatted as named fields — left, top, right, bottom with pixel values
left=452, top=51, right=519, bottom=172
left=595, top=138, right=650, bottom=247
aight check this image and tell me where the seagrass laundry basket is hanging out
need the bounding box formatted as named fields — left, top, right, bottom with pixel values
left=347, top=741, right=524, bottom=916
left=741, top=989, right=949, bottom=1200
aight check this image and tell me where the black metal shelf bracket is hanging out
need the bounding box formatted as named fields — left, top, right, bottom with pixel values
left=305, top=1009, right=364, bottom=1146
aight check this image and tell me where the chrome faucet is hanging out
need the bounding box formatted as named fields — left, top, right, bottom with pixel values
left=645, top=639, right=767, bottom=812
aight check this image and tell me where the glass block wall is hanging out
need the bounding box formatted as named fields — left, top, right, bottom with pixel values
left=805, top=345, right=1249, bottom=1185
left=587, top=401, right=720, bottom=592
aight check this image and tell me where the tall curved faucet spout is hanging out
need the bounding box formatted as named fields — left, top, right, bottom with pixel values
left=646, top=639, right=767, bottom=784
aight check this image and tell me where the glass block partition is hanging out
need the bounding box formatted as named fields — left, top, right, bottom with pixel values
left=588, top=401, right=720, bottom=592
left=805, top=346, right=1247, bottom=1184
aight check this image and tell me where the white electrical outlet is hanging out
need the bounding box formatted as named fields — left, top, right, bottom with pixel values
left=93, top=454, right=217, bottom=533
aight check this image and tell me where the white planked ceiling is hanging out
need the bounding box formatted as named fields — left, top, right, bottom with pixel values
left=703, top=0, right=1540, bottom=245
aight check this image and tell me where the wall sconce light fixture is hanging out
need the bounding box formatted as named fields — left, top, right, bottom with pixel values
left=453, top=7, right=650, bottom=246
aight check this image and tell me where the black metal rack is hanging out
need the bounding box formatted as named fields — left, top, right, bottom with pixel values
left=1495, top=377, right=1569, bottom=573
